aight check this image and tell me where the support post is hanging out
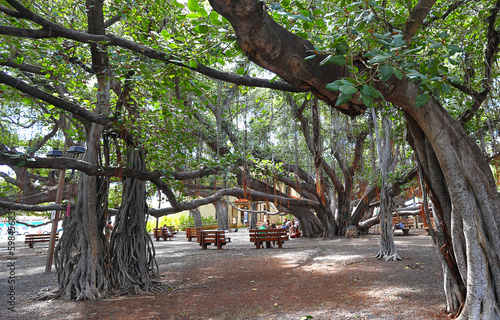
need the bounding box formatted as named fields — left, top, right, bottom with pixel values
left=45, top=169, right=65, bottom=273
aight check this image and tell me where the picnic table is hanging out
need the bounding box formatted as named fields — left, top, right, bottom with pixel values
left=393, top=217, right=415, bottom=235
left=166, top=226, right=177, bottom=236
left=25, top=233, right=58, bottom=248
left=153, top=227, right=173, bottom=241
left=197, top=230, right=230, bottom=249
left=249, top=228, right=289, bottom=249
left=185, top=227, right=202, bottom=241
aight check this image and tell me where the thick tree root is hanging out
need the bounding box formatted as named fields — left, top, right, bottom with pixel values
left=109, top=149, right=158, bottom=296
left=31, top=287, right=61, bottom=301
left=375, top=250, right=402, bottom=262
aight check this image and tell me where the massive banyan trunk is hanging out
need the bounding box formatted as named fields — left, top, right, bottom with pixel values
left=215, top=199, right=229, bottom=230
left=415, top=151, right=465, bottom=314
left=189, top=208, right=203, bottom=228
left=375, top=184, right=401, bottom=261
left=295, top=208, right=324, bottom=238
left=397, top=86, right=500, bottom=318
left=208, top=1, right=499, bottom=317
left=281, top=205, right=324, bottom=237
left=54, top=0, right=114, bottom=300
left=335, top=190, right=350, bottom=236
left=55, top=124, right=109, bottom=300
left=109, top=148, right=157, bottom=294
left=373, top=113, right=401, bottom=261
left=249, top=202, right=258, bottom=229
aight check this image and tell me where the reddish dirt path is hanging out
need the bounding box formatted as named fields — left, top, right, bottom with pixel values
left=2, top=229, right=448, bottom=320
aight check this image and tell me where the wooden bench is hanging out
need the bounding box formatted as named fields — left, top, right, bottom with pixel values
left=249, top=228, right=289, bottom=249
left=25, top=233, right=58, bottom=248
left=166, top=226, right=177, bottom=235
left=393, top=217, right=415, bottom=236
left=185, top=227, right=202, bottom=241
left=153, top=228, right=173, bottom=241
left=197, top=230, right=231, bottom=249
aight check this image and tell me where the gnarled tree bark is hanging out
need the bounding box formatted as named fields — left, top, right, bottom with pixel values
left=215, top=199, right=230, bottom=230
left=208, top=0, right=500, bottom=317
left=372, top=109, right=401, bottom=261
left=109, top=149, right=158, bottom=294
left=189, top=208, right=203, bottom=228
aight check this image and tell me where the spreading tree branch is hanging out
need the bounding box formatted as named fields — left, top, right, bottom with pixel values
left=0, top=200, right=65, bottom=215
left=0, top=171, right=18, bottom=186
left=0, top=153, right=228, bottom=182
left=147, top=187, right=322, bottom=217
left=0, top=71, right=113, bottom=126
left=403, top=0, right=438, bottom=45
left=0, top=0, right=304, bottom=93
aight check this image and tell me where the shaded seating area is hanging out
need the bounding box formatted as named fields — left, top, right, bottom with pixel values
left=393, top=217, right=415, bottom=235
left=185, top=227, right=202, bottom=241
left=25, top=233, right=58, bottom=248
left=167, top=226, right=177, bottom=235
left=153, top=228, right=173, bottom=241
left=197, top=230, right=231, bottom=249
left=249, top=228, right=289, bottom=249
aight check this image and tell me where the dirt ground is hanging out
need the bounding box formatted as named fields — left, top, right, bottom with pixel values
left=0, top=228, right=448, bottom=320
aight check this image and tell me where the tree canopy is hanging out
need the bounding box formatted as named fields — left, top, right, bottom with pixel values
left=1, top=0, right=499, bottom=318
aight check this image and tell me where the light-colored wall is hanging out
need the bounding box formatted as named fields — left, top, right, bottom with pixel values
left=164, top=203, right=215, bottom=220
left=149, top=189, right=298, bottom=226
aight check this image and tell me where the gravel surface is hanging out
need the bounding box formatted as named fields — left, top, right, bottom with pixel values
left=0, top=228, right=447, bottom=320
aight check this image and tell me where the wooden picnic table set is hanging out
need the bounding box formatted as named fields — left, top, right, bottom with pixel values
left=24, top=233, right=58, bottom=248
left=392, top=217, right=415, bottom=236
left=194, top=227, right=290, bottom=250
left=197, top=230, right=231, bottom=249
left=185, top=227, right=202, bottom=241
left=153, top=226, right=177, bottom=241
left=153, top=226, right=292, bottom=250
left=249, top=228, right=289, bottom=249
left=24, top=226, right=290, bottom=250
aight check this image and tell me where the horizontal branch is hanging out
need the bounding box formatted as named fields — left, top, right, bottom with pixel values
left=0, top=182, right=320, bottom=219
left=403, top=0, right=438, bottom=45
left=0, top=4, right=21, bottom=18
left=0, top=200, right=65, bottom=216
left=0, top=153, right=225, bottom=182
left=228, top=200, right=283, bottom=215
left=0, top=0, right=303, bottom=93
left=148, top=187, right=322, bottom=217
left=16, top=220, right=52, bottom=227
left=0, top=71, right=113, bottom=126
left=0, top=54, right=45, bottom=75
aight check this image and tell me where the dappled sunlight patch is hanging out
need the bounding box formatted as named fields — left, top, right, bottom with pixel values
left=272, top=249, right=316, bottom=262
left=0, top=264, right=45, bottom=278
left=271, top=252, right=369, bottom=274
left=365, top=285, right=424, bottom=300
left=313, top=253, right=365, bottom=263
left=22, top=300, right=88, bottom=319
left=395, top=237, right=435, bottom=248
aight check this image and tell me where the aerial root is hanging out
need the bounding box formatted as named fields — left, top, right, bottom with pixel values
left=375, top=250, right=402, bottom=262
left=31, top=286, right=62, bottom=301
